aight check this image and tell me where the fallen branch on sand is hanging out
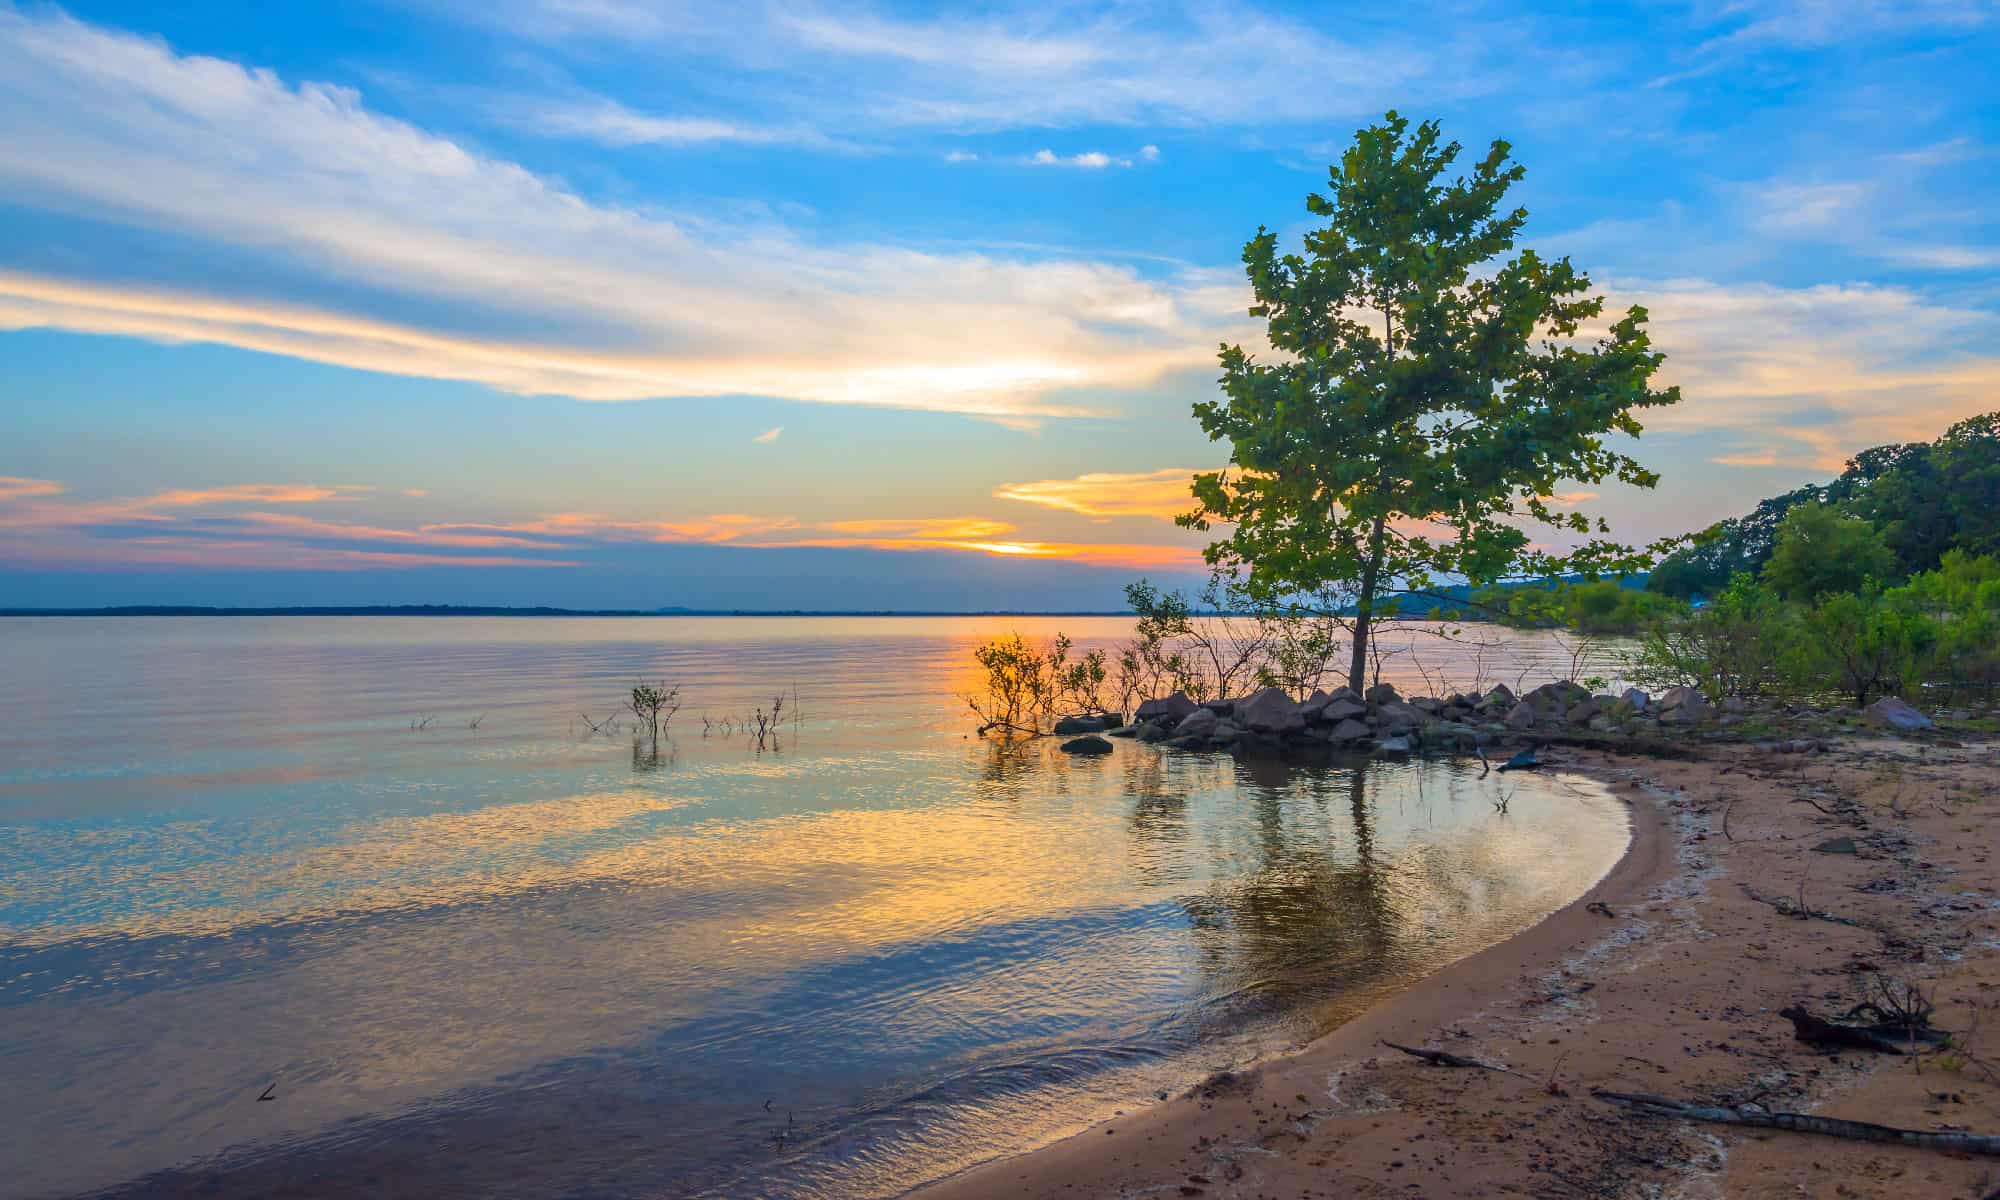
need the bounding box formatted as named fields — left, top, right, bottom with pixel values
left=1738, top=882, right=1866, bottom=927
left=1781, top=1005, right=1950, bottom=1055
left=1592, top=1090, right=2000, bottom=1156
left=1380, top=1040, right=1517, bottom=1074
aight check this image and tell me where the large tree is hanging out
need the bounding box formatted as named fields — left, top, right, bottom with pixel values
left=1183, top=113, right=1681, bottom=692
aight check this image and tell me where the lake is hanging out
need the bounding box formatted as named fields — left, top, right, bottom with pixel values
left=0, top=617, right=1629, bottom=1199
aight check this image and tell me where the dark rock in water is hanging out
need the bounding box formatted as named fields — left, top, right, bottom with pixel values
left=1864, top=695, right=1933, bottom=733
left=1237, top=686, right=1305, bottom=734
left=1136, top=724, right=1171, bottom=743
left=1320, top=697, right=1367, bottom=722
left=1328, top=717, right=1372, bottom=742
left=1106, top=725, right=1139, bottom=738
left=1364, top=682, right=1401, bottom=705
left=1209, top=721, right=1244, bottom=742
left=1230, top=731, right=1285, bottom=759
left=1496, top=748, right=1541, bottom=772
left=1812, top=836, right=1860, bottom=855
left=1136, top=692, right=1199, bottom=724
left=1060, top=735, right=1115, bottom=755
left=1199, top=698, right=1236, bottom=715
left=1052, top=714, right=1106, bottom=735
left=1376, top=734, right=1413, bottom=756
left=1173, top=707, right=1220, bottom=739
left=1165, top=735, right=1206, bottom=750
left=1374, top=700, right=1426, bottom=732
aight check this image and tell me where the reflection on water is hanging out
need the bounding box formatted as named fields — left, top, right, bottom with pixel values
left=0, top=618, right=1627, bottom=1199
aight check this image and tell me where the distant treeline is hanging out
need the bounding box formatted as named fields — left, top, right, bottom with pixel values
left=1647, top=411, right=2000, bottom=601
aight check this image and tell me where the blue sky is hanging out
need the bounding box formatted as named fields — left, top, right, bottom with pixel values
left=1, top=0, right=1996, bottom=609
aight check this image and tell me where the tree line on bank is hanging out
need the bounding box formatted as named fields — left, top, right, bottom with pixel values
left=968, top=112, right=1998, bottom=735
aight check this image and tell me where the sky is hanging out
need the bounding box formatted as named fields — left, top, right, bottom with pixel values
left=1, top=0, right=1996, bottom=610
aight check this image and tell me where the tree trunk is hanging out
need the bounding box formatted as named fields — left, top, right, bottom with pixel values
left=1346, top=516, right=1388, bottom=694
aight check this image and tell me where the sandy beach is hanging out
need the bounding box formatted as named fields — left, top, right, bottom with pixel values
left=914, top=729, right=2000, bottom=1199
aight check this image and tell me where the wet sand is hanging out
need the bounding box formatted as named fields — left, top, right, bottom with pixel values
left=912, top=732, right=2000, bottom=1199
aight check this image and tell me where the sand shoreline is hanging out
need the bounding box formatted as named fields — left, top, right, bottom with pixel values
left=910, top=734, right=2000, bottom=1199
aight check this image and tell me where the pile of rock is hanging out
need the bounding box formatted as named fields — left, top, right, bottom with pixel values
left=1105, top=680, right=1719, bottom=760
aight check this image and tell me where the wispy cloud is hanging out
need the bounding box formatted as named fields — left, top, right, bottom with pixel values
left=994, top=468, right=1204, bottom=520
left=1028, top=149, right=1126, bottom=169
left=753, top=426, right=783, bottom=443
left=0, top=10, right=1250, bottom=421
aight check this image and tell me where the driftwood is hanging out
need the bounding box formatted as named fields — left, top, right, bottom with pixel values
left=1593, top=1089, right=2000, bottom=1156
left=1780, top=1006, right=1950, bottom=1055
left=1380, top=1040, right=1516, bottom=1073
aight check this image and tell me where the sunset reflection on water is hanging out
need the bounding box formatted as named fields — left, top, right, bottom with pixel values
left=0, top=617, right=1628, bottom=1198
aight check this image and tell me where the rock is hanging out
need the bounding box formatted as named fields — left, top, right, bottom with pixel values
left=1135, top=692, right=1199, bottom=724
left=1566, top=699, right=1600, bottom=725
left=1587, top=715, right=1614, bottom=732
left=1364, top=682, right=1401, bottom=705
left=1504, top=703, right=1537, bottom=730
left=1525, top=680, right=1590, bottom=712
left=1200, top=698, right=1236, bottom=715
left=1297, top=689, right=1332, bottom=719
left=1107, top=725, right=1139, bottom=738
left=1376, top=734, right=1413, bottom=756
left=1210, top=721, right=1243, bottom=742
left=1374, top=701, right=1427, bottom=733
left=1812, top=836, right=1860, bottom=855
left=1324, top=686, right=1361, bottom=705
left=1409, top=696, right=1445, bottom=714
left=1497, top=748, right=1541, bottom=772
left=1231, top=731, right=1285, bottom=759
left=1721, top=696, right=1748, bottom=715
left=1622, top=688, right=1650, bottom=711
left=1052, top=714, right=1106, bottom=735
left=1328, top=717, right=1372, bottom=742
left=1165, top=735, right=1205, bottom=750
left=1060, top=735, right=1114, bottom=755
left=1864, top=695, right=1933, bottom=733
left=1320, top=698, right=1367, bottom=723
left=1237, top=686, right=1306, bottom=735
left=1136, top=723, right=1171, bottom=743
left=1657, top=687, right=1713, bottom=724
left=1482, top=683, right=1517, bottom=707
left=1173, top=707, right=1220, bottom=739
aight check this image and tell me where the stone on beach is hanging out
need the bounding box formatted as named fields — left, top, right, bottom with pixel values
left=1237, top=686, right=1306, bottom=734
left=1863, top=695, right=1933, bottom=733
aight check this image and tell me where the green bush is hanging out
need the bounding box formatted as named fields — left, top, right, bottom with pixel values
left=1625, top=573, right=1797, bottom=701
left=1760, top=503, right=1899, bottom=603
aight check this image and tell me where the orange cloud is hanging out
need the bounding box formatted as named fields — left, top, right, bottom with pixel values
left=0, top=477, right=64, bottom=501
left=819, top=517, right=1017, bottom=539
left=993, top=467, right=1207, bottom=519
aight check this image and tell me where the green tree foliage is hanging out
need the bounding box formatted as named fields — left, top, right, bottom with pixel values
left=1644, top=485, right=1823, bottom=600
left=1182, top=113, right=1680, bottom=693
left=1479, top=577, right=1675, bottom=635
left=1650, top=410, right=2000, bottom=598
left=1796, top=588, right=1933, bottom=708
left=1760, top=503, right=1899, bottom=602
left=1626, top=573, right=1799, bottom=701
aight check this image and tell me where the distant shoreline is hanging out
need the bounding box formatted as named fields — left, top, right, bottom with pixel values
left=0, top=605, right=1141, bottom=618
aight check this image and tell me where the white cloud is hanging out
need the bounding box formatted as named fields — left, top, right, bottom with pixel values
left=1029, top=148, right=1124, bottom=168
left=521, top=97, right=851, bottom=151
left=0, top=10, right=1254, bottom=420
left=753, top=425, right=783, bottom=443
left=943, top=149, right=977, bottom=162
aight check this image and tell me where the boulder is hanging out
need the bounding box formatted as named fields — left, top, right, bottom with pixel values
left=1328, top=717, right=1372, bottom=742
left=1409, top=695, right=1445, bottom=714
left=1566, top=699, right=1601, bottom=725
left=1051, top=714, right=1106, bottom=735
left=1210, top=721, right=1244, bottom=743
left=1135, top=692, right=1199, bottom=724
left=1324, top=686, right=1362, bottom=705
left=1587, top=714, right=1615, bottom=733
left=1525, top=680, right=1590, bottom=712
left=1657, top=687, right=1712, bottom=725
left=1297, top=689, right=1333, bottom=720
left=1504, top=703, right=1537, bottom=731
left=1237, top=686, right=1306, bottom=735
left=1173, top=707, right=1221, bottom=740
left=1864, top=695, right=1933, bottom=733
left=1200, top=698, right=1236, bottom=715
left=1622, top=687, right=1651, bottom=711
left=1376, top=734, right=1414, bottom=757
left=1374, top=701, right=1427, bottom=732
left=1060, top=735, right=1114, bottom=755
left=1107, top=725, right=1139, bottom=739
left=1364, top=682, right=1401, bottom=705
left=1136, top=723, right=1171, bottom=743
left=1482, top=683, right=1517, bottom=707
left=1320, top=698, right=1368, bottom=723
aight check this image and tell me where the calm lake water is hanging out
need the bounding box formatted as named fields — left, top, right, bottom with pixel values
left=0, top=617, right=1629, bottom=1199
